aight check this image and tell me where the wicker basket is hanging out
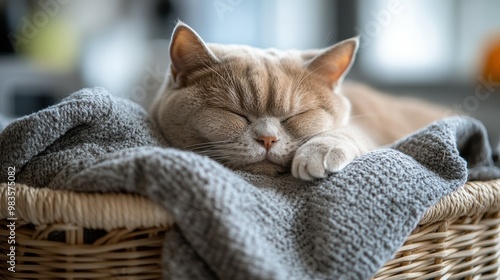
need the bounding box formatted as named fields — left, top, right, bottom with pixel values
left=1, top=180, right=500, bottom=279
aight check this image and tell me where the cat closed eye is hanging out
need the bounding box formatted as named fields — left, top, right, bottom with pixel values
left=281, top=116, right=295, bottom=124
left=226, top=110, right=251, bottom=124
left=281, top=110, right=310, bottom=123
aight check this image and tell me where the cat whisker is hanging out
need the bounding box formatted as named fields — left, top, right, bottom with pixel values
left=223, top=67, right=238, bottom=91
left=182, top=140, right=235, bottom=150
left=188, top=146, right=220, bottom=152
left=191, top=146, right=244, bottom=153
left=196, top=147, right=241, bottom=155
left=201, top=147, right=255, bottom=157
left=190, top=148, right=240, bottom=156
left=319, top=32, right=334, bottom=49
left=294, top=135, right=315, bottom=144
left=202, top=155, right=235, bottom=161
left=202, top=155, right=244, bottom=165
left=196, top=55, right=234, bottom=90
left=198, top=150, right=248, bottom=158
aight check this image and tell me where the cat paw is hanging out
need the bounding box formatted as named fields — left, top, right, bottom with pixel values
left=291, top=142, right=351, bottom=181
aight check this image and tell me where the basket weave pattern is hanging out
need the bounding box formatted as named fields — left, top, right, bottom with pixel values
left=373, top=213, right=500, bottom=279
left=0, top=186, right=173, bottom=280
left=1, top=181, right=500, bottom=279
left=0, top=224, right=169, bottom=279
left=373, top=181, right=500, bottom=279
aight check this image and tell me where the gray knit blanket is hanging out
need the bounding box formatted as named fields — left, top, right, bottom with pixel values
left=1, top=87, right=499, bottom=280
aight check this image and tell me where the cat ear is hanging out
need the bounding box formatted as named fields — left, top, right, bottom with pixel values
left=306, top=37, right=359, bottom=90
left=169, top=22, right=218, bottom=83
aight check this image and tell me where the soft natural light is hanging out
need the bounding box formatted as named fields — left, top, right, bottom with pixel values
left=358, top=0, right=454, bottom=82
left=376, top=17, right=439, bottom=69
left=81, top=23, right=147, bottom=96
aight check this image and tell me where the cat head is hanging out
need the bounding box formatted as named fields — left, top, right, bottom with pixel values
left=151, top=22, right=359, bottom=176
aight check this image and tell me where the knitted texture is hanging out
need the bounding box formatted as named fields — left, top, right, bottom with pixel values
left=1, top=87, right=499, bottom=280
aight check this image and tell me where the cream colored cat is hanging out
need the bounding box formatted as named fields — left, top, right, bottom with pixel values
left=151, top=22, right=446, bottom=180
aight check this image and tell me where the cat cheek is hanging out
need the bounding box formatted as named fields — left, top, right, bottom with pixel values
left=194, top=117, right=247, bottom=141
left=285, top=113, right=333, bottom=137
left=225, top=119, right=248, bottom=136
left=288, top=123, right=324, bottom=138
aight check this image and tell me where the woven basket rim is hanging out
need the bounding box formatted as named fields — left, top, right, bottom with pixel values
left=1, top=180, right=500, bottom=230
left=0, top=184, right=174, bottom=231
left=420, top=179, right=500, bottom=224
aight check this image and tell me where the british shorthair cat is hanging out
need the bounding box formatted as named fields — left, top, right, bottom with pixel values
left=150, top=22, right=446, bottom=180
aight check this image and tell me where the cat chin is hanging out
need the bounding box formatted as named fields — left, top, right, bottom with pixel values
left=234, top=160, right=288, bottom=176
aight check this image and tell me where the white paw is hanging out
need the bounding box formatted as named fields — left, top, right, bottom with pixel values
left=292, top=141, right=352, bottom=181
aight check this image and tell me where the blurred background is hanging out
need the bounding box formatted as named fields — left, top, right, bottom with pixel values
left=0, top=0, right=499, bottom=144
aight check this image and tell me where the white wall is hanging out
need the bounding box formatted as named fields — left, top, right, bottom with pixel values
left=356, top=0, right=500, bottom=84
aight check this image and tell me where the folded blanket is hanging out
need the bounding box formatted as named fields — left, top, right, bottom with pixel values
left=1, top=87, right=499, bottom=280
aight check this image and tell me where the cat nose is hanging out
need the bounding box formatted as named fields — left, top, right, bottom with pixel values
left=256, top=135, right=278, bottom=151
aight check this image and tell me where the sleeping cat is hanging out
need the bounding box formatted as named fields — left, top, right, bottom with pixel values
left=150, top=22, right=446, bottom=180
